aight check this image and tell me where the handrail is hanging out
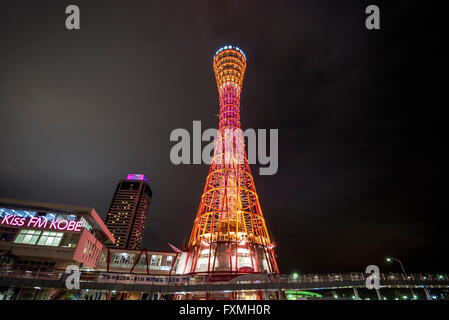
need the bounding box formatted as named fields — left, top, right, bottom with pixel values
left=1, top=266, right=448, bottom=288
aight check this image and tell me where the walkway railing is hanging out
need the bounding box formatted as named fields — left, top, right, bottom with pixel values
left=1, top=266, right=448, bottom=292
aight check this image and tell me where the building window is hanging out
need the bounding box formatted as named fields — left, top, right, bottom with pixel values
left=60, top=233, right=80, bottom=247
left=37, top=231, right=63, bottom=246
left=166, top=256, right=173, bottom=266
left=111, top=253, right=135, bottom=265
left=14, top=229, right=42, bottom=245
left=150, top=255, right=162, bottom=266
left=83, top=240, right=90, bottom=254
left=0, top=227, right=18, bottom=242
left=16, top=259, right=55, bottom=268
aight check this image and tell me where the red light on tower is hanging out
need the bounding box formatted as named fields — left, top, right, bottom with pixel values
left=183, top=46, right=279, bottom=275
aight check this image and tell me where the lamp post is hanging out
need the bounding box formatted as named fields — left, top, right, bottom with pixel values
left=386, top=257, right=416, bottom=299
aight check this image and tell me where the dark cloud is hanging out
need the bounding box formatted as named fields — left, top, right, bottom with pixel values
left=0, top=0, right=447, bottom=273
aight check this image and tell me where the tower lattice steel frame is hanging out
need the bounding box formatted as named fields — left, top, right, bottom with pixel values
left=183, top=46, right=279, bottom=275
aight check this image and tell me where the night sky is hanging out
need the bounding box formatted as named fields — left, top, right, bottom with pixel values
left=0, top=1, right=447, bottom=274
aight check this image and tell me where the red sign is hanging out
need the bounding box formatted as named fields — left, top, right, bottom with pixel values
left=1, top=214, right=82, bottom=232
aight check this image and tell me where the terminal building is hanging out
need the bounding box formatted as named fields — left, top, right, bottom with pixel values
left=0, top=194, right=178, bottom=300
left=0, top=197, right=115, bottom=270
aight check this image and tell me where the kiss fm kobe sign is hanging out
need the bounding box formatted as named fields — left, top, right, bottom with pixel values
left=1, top=214, right=83, bottom=232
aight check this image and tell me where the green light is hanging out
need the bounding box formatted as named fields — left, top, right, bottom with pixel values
left=285, top=290, right=323, bottom=298
left=386, top=258, right=391, bottom=262
left=403, top=296, right=408, bottom=300
left=292, top=272, right=299, bottom=279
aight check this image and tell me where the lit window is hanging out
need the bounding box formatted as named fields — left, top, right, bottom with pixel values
left=37, top=231, right=63, bottom=246
left=150, top=255, right=162, bottom=266
left=14, top=229, right=42, bottom=245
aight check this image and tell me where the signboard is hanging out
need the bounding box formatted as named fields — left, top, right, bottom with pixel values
left=96, top=273, right=190, bottom=285
left=1, top=214, right=83, bottom=232
left=126, top=173, right=149, bottom=183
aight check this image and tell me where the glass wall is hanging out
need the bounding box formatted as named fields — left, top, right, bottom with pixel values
left=13, top=229, right=64, bottom=247
left=36, top=231, right=63, bottom=246
left=14, top=229, right=42, bottom=245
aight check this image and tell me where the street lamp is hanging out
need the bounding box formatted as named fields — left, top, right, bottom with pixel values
left=386, top=257, right=415, bottom=298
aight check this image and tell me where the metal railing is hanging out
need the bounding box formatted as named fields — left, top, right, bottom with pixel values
left=1, top=266, right=448, bottom=292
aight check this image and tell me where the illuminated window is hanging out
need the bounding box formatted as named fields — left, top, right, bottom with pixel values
left=14, top=229, right=42, bottom=245
left=84, top=240, right=91, bottom=254
left=37, top=231, right=63, bottom=246
left=150, top=255, right=162, bottom=266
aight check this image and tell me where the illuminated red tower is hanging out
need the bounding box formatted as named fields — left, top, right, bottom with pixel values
left=184, top=46, right=279, bottom=275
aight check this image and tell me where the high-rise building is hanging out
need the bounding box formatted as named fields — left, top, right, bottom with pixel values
left=104, top=174, right=152, bottom=250
left=183, top=46, right=279, bottom=275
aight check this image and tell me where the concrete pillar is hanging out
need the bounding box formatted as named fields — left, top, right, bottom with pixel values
left=423, top=287, right=432, bottom=300
left=375, top=288, right=382, bottom=300
left=4, top=288, right=14, bottom=300
left=353, top=287, right=360, bottom=300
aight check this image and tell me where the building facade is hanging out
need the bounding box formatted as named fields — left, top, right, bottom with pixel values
left=0, top=198, right=115, bottom=270
left=0, top=197, right=180, bottom=300
left=96, top=248, right=178, bottom=275
left=104, top=174, right=152, bottom=250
